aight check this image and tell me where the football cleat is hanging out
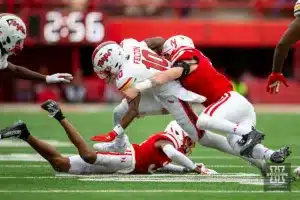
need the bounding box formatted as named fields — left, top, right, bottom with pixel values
left=0, top=120, right=30, bottom=140
left=270, top=147, right=291, bottom=164
left=41, top=99, right=61, bottom=117
left=240, top=128, right=265, bottom=158
left=93, top=135, right=130, bottom=153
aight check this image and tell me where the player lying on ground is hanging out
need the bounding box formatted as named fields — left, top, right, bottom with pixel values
left=90, top=39, right=265, bottom=160
left=0, top=100, right=216, bottom=175
left=0, top=14, right=72, bottom=83
left=266, top=1, right=300, bottom=94
left=91, top=38, right=290, bottom=166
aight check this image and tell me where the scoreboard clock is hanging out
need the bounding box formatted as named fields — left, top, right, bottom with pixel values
left=23, top=10, right=105, bottom=44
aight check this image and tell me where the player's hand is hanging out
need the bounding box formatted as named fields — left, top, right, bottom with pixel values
left=194, top=163, right=217, bottom=175
left=90, top=130, right=118, bottom=142
left=46, top=73, right=73, bottom=84
left=266, top=72, right=288, bottom=94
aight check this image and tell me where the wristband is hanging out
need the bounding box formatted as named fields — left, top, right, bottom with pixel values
left=113, top=124, right=125, bottom=135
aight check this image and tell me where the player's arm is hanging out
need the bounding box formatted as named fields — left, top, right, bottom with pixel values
left=143, top=37, right=165, bottom=54
left=6, top=62, right=73, bottom=83
left=119, top=93, right=141, bottom=129
left=266, top=5, right=300, bottom=94
left=157, top=163, right=190, bottom=173
left=130, top=62, right=195, bottom=94
left=273, top=17, right=300, bottom=73
left=155, top=140, right=202, bottom=173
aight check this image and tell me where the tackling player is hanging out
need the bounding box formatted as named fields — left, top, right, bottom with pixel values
left=266, top=1, right=300, bottom=94
left=90, top=39, right=269, bottom=160
left=0, top=99, right=216, bottom=175
left=118, top=35, right=290, bottom=162
left=0, top=14, right=73, bottom=83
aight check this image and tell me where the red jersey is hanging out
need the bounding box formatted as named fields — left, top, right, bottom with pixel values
left=133, top=132, right=180, bottom=174
left=175, top=48, right=233, bottom=107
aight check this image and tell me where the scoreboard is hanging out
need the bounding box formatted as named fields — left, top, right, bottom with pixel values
left=23, top=10, right=105, bottom=45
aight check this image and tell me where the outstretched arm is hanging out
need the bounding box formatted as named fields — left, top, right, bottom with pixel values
left=158, top=163, right=190, bottom=173
left=41, top=100, right=97, bottom=164
left=272, top=17, right=300, bottom=73
left=6, top=62, right=73, bottom=83
left=155, top=140, right=199, bottom=172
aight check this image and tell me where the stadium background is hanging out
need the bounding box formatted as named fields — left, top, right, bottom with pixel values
left=1, top=1, right=300, bottom=199
left=0, top=0, right=298, bottom=104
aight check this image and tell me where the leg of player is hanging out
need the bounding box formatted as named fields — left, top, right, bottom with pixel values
left=41, top=100, right=97, bottom=164
left=203, top=91, right=290, bottom=162
left=156, top=95, right=202, bottom=142
left=0, top=121, right=70, bottom=172
left=93, top=93, right=168, bottom=152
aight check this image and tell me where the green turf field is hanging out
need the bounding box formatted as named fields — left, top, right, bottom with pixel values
left=0, top=110, right=300, bottom=200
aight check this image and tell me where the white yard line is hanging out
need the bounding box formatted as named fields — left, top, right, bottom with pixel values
left=0, top=190, right=298, bottom=193
left=1, top=164, right=300, bottom=168
left=0, top=173, right=260, bottom=179
left=1, top=153, right=300, bottom=162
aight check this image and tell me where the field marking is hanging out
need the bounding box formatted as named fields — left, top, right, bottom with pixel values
left=0, top=140, right=72, bottom=148
left=1, top=164, right=300, bottom=169
left=1, top=153, right=300, bottom=162
left=0, top=190, right=298, bottom=193
left=0, top=173, right=260, bottom=179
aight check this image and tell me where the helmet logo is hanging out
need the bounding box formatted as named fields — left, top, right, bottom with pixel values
left=171, top=39, right=177, bottom=49
left=7, top=19, right=25, bottom=35
left=97, top=49, right=112, bottom=67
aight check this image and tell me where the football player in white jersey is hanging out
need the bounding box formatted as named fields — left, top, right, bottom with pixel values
left=266, top=1, right=300, bottom=94
left=0, top=14, right=72, bottom=83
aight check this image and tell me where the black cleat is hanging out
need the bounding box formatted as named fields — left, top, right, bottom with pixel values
left=0, top=120, right=30, bottom=140
left=270, top=147, right=291, bottom=164
left=41, top=100, right=65, bottom=121
left=240, top=128, right=265, bottom=158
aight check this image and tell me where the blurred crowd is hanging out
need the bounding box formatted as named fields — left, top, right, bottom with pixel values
left=4, top=0, right=296, bottom=18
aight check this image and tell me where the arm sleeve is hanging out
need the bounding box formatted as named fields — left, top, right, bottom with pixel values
left=294, top=1, right=300, bottom=16
left=162, top=144, right=197, bottom=170
left=158, top=163, right=189, bottom=173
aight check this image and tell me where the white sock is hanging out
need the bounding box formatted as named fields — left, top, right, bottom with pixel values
left=199, top=131, right=238, bottom=156
left=197, top=113, right=252, bottom=136
left=252, top=144, right=274, bottom=160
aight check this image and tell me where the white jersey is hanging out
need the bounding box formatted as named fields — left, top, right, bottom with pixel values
left=295, top=0, right=300, bottom=16
left=0, top=49, right=8, bottom=70
left=116, top=39, right=205, bottom=103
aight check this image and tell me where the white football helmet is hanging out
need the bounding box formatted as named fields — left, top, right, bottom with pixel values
left=164, top=120, right=195, bottom=155
left=0, top=13, right=26, bottom=55
left=92, top=41, right=126, bottom=83
left=161, top=35, right=195, bottom=59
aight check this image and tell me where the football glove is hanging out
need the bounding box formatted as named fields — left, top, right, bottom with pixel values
left=266, top=72, right=288, bottom=94
left=46, top=73, right=73, bottom=84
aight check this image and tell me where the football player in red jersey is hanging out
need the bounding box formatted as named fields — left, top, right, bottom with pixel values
left=122, top=35, right=290, bottom=163
left=266, top=1, right=300, bottom=94
left=0, top=99, right=216, bottom=175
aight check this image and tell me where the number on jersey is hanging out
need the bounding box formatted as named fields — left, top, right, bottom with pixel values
left=142, top=50, right=169, bottom=71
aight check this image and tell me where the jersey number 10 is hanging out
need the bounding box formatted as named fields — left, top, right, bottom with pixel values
left=142, top=50, right=169, bottom=71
